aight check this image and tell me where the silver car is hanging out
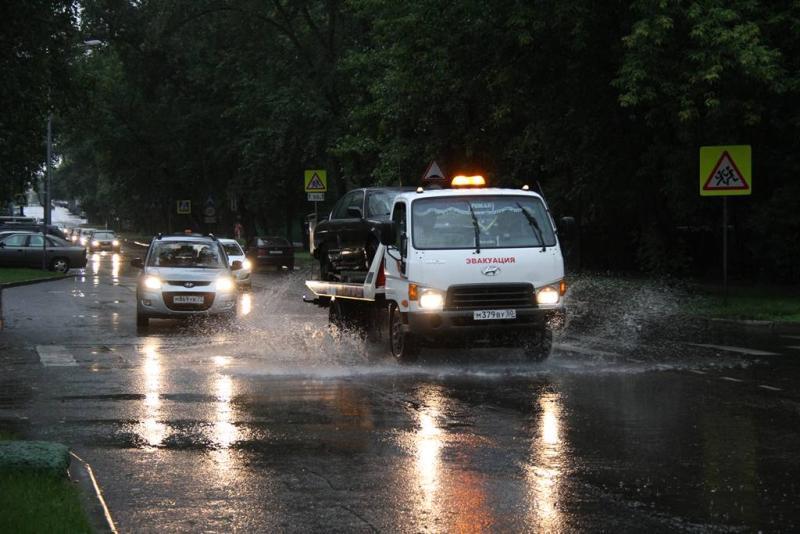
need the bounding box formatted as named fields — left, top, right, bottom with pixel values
left=131, top=235, right=243, bottom=328
left=220, top=238, right=252, bottom=288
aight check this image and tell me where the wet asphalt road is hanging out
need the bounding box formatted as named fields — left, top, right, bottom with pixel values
left=1, top=250, right=800, bottom=532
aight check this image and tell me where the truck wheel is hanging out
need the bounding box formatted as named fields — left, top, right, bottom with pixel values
left=522, top=328, right=553, bottom=361
left=329, top=299, right=366, bottom=336
left=389, top=303, right=419, bottom=362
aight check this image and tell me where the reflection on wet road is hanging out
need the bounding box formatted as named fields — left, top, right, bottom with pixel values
left=1, top=251, right=799, bottom=531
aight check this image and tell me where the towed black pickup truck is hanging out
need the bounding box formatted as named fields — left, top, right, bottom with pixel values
left=312, top=187, right=412, bottom=280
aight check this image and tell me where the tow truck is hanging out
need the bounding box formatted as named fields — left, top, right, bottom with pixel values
left=304, top=174, right=567, bottom=361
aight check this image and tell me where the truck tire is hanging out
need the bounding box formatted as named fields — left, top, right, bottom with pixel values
left=389, top=303, right=419, bottom=362
left=329, top=299, right=367, bottom=337
left=136, top=312, right=149, bottom=330
left=319, top=247, right=333, bottom=281
left=522, top=328, right=552, bottom=361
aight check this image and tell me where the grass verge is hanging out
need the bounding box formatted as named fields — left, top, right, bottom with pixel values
left=0, top=471, right=91, bottom=533
left=687, top=291, right=800, bottom=322
left=0, top=268, right=62, bottom=285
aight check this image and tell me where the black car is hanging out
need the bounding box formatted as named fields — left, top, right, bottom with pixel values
left=0, top=232, right=87, bottom=272
left=246, top=236, right=295, bottom=271
left=313, top=187, right=411, bottom=279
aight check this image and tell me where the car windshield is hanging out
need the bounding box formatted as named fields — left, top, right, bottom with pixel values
left=366, top=190, right=402, bottom=219
left=412, top=195, right=556, bottom=250
left=147, top=241, right=225, bottom=268
left=223, top=243, right=243, bottom=256
left=93, top=232, right=115, bottom=239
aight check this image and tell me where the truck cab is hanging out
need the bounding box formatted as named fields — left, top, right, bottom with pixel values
left=305, top=176, right=567, bottom=361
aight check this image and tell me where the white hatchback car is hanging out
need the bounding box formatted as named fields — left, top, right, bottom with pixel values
left=219, top=238, right=252, bottom=288
left=132, top=234, right=242, bottom=328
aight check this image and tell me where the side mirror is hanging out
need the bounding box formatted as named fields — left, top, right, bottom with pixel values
left=347, top=206, right=363, bottom=219
left=0, top=242, right=4, bottom=248
left=130, top=258, right=144, bottom=269
left=378, top=221, right=395, bottom=247
left=231, top=260, right=243, bottom=271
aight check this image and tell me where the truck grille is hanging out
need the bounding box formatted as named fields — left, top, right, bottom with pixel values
left=163, top=292, right=215, bottom=311
left=445, top=284, right=534, bottom=310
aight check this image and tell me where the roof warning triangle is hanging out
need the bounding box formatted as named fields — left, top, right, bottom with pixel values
left=702, top=151, right=749, bottom=191
left=421, top=161, right=445, bottom=184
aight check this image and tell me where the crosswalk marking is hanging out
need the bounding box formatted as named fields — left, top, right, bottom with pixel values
left=36, top=345, right=77, bottom=367
left=758, top=384, right=782, bottom=392
left=687, top=343, right=779, bottom=356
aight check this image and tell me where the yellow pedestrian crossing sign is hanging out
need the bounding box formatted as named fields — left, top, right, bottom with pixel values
left=700, top=145, right=751, bottom=196
left=304, top=170, right=327, bottom=193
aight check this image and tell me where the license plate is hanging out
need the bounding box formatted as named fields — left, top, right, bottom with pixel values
left=269, top=250, right=283, bottom=255
left=473, top=309, right=516, bottom=320
left=174, top=295, right=204, bottom=304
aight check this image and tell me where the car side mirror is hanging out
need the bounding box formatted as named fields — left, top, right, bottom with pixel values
left=378, top=221, right=395, bottom=247
left=347, top=206, right=363, bottom=219
left=130, top=258, right=144, bottom=269
left=231, top=260, right=243, bottom=271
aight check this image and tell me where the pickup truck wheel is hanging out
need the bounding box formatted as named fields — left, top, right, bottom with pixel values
left=522, top=328, right=553, bottom=361
left=389, top=303, right=418, bottom=362
left=136, top=312, right=149, bottom=329
left=329, top=299, right=367, bottom=337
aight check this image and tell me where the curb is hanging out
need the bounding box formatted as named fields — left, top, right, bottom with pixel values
left=698, top=317, right=800, bottom=335
left=0, top=274, right=76, bottom=330
left=68, top=451, right=118, bottom=533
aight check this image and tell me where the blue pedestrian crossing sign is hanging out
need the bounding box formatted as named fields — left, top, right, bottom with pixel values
left=177, top=200, right=191, bottom=214
left=304, top=170, right=327, bottom=193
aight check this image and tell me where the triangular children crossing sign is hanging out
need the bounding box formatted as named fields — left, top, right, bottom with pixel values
left=304, top=170, right=327, bottom=192
left=699, top=145, right=751, bottom=196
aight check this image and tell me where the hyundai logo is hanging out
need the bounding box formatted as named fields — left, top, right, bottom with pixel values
left=184, top=282, right=195, bottom=288
left=481, top=265, right=500, bottom=276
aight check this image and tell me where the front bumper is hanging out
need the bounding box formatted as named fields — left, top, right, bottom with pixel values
left=137, top=289, right=238, bottom=318
left=404, top=306, right=565, bottom=338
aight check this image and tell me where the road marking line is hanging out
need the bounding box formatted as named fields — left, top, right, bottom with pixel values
left=785, top=346, right=800, bottom=351
left=720, top=376, right=745, bottom=383
left=781, top=335, right=800, bottom=340
left=758, top=384, right=782, bottom=391
left=36, top=345, right=77, bottom=367
left=554, top=342, right=620, bottom=358
left=689, top=370, right=706, bottom=375
left=687, top=343, right=779, bottom=356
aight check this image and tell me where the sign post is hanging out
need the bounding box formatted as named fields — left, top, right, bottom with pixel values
left=304, top=169, right=327, bottom=231
left=700, top=145, right=752, bottom=304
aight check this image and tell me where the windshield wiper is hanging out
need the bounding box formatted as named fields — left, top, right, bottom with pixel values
left=517, top=202, right=546, bottom=252
left=467, top=202, right=481, bottom=254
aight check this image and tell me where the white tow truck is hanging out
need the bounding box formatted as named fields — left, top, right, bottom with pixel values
left=304, top=175, right=567, bottom=361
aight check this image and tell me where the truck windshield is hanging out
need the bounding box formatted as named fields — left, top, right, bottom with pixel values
left=412, top=195, right=556, bottom=250
left=147, top=241, right=225, bottom=268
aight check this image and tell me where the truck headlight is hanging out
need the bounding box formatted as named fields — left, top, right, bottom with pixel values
left=215, top=276, right=235, bottom=292
left=112, top=240, right=120, bottom=246
left=536, top=286, right=560, bottom=305
left=419, top=290, right=444, bottom=310
left=143, top=276, right=162, bottom=289
left=242, top=258, right=252, bottom=271
left=92, top=240, right=100, bottom=247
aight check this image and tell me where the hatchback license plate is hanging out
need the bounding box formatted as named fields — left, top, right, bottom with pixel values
left=269, top=250, right=283, bottom=255
left=473, top=309, right=516, bottom=320
left=174, top=295, right=204, bottom=304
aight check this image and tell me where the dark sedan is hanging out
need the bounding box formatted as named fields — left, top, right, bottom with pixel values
left=313, top=187, right=411, bottom=279
left=0, top=232, right=87, bottom=272
left=246, top=236, right=295, bottom=271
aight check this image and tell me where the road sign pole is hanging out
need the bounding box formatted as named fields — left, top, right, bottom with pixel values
left=723, top=197, right=728, bottom=306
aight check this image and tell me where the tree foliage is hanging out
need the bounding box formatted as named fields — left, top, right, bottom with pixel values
left=5, top=0, right=798, bottom=280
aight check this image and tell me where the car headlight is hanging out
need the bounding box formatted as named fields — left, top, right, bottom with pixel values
left=242, top=258, right=251, bottom=270
left=536, top=286, right=560, bottom=305
left=80, top=238, right=87, bottom=244
left=92, top=240, right=100, bottom=247
left=215, top=276, right=235, bottom=292
left=419, top=289, right=444, bottom=310
left=143, top=276, right=162, bottom=290
left=112, top=240, right=120, bottom=246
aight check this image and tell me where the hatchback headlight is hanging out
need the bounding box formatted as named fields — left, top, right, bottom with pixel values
left=419, top=289, right=445, bottom=310
left=242, top=259, right=252, bottom=271
left=112, top=240, right=120, bottom=246
left=92, top=240, right=100, bottom=247
left=536, top=286, right=560, bottom=305
left=143, top=276, right=162, bottom=290
left=216, top=276, right=235, bottom=292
